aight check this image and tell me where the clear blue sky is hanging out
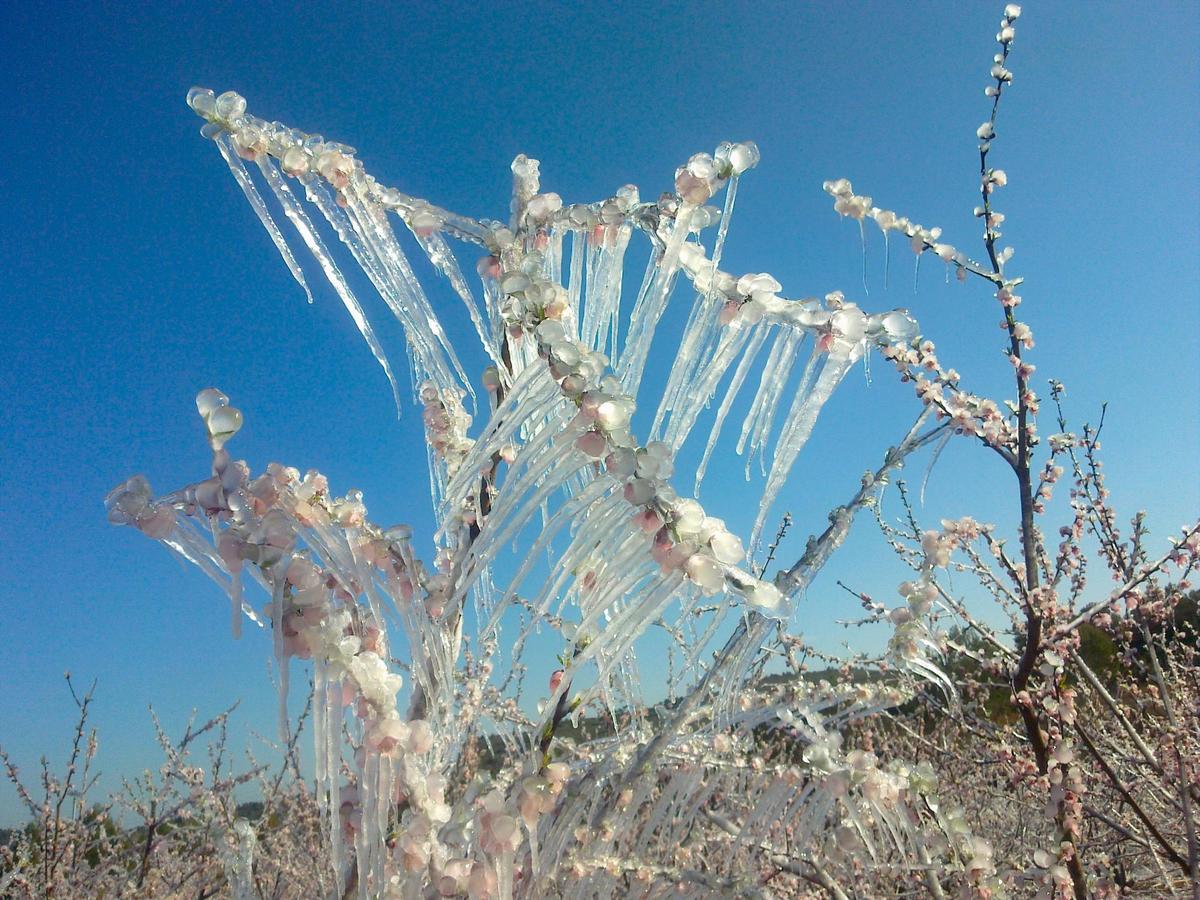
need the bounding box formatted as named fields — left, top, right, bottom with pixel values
left=1, top=1, right=1196, bottom=825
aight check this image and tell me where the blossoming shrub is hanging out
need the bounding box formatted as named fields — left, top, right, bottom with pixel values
left=41, top=3, right=1198, bottom=897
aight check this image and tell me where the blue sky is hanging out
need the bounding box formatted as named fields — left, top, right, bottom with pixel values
left=1, top=1, right=1196, bottom=825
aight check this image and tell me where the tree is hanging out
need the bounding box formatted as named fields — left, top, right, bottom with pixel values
left=106, top=5, right=1200, bottom=898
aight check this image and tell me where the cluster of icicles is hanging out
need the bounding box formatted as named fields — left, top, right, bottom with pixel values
left=101, top=86, right=1000, bottom=897
left=106, top=391, right=994, bottom=897
left=107, top=391, right=448, bottom=893
left=183, top=85, right=925, bottom=552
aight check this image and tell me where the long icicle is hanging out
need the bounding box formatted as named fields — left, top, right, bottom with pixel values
left=342, top=190, right=473, bottom=402
left=695, top=323, right=768, bottom=494
left=750, top=344, right=861, bottom=548
left=256, top=156, right=404, bottom=415
left=215, top=135, right=314, bottom=305
left=414, top=229, right=504, bottom=371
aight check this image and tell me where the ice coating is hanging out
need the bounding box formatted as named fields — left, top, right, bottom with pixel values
left=100, top=82, right=1014, bottom=899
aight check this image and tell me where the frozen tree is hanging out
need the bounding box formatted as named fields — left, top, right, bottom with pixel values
left=104, top=5, right=1199, bottom=898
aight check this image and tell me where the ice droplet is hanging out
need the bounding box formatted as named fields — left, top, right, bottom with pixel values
left=196, top=388, right=229, bottom=418
left=214, top=90, right=246, bottom=120
left=206, top=406, right=244, bottom=449
left=186, top=87, right=215, bottom=118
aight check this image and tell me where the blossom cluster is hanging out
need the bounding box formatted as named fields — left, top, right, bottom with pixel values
left=882, top=339, right=1025, bottom=449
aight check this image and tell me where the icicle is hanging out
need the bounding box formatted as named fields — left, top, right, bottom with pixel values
left=859, top=218, right=869, bottom=296
left=650, top=287, right=715, bottom=439
left=223, top=818, right=257, bottom=900
left=481, top=277, right=503, bottom=358
left=377, top=756, right=392, bottom=867
left=314, top=659, right=328, bottom=789
left=515, top=493, right=631, bottom=632
left=453, top=392, right=566, bottom=526
left=883, top=230, right=891, bottom=290
left=737, top=327, right=800, bottom=478
left=342, top=191, right=474, bottom=403
left=484, top=480, right=613, bottom=636
left=548, top=228, right=564, bottom=287
left=308, top=180, right=438, bottom=404
left=919, top=427, right=954, bottom=505
left=304, top=178, right=437, bottom=400
left=663, top=317, right=751, bottom=451
left=577, top=572, right=685, bottom=681
left=229, top=568, right=243, bottom=639
left=414, top=228, right=503, bottom=371
left=716, top=616, right=773, bottom=724
left=582, top=228, right=631, bottom=357
left=735, top=325, right=782, bottom=462
left=257, top=157, right=404, bottom=415
left=908, top=654, right=958, bottom=700
left=454, top=450, right=585, bottom=603
left=755, top=330, right=803, bottom=476
left=914, top=251, right=922, bottom=293
left=566, top=229, right=585, bottom=330
left=303, top=509, right=361, bottom=586
left=695, top=325, right=768, bottom=494
left=711, top=175, right=738, bottom=276
left=617, top=205, right=694, bottom=396
left=358, top=751, right=377, bottom=898
left=527, top=819, right=540, bottom=883
left=580, top=234, right=602, bottom=350
left=441, top=365, right=557, bottom=509
left=576, top=565, right=654, bottom=668
left=271, top=567, right=290, bottom=744
left=354, top=813, right=369, bottom=898
left=215, top=135, right=313, bottom=304
left=613, top=251, right=657, bottom=372
left=751, top=345, right=858, bottom=548
left=167, top=520, right=225, bottom=584
left=497, top=851, right=514, bottom=900
left=637, top=771, right=687, bottom=855
left=680, top=605, right=728, bottom=682
left=327, top=675, right=343, bottom=883
left=608, top=255, right=622, bottom=360
left=649, top=179, right=741, bottom=439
